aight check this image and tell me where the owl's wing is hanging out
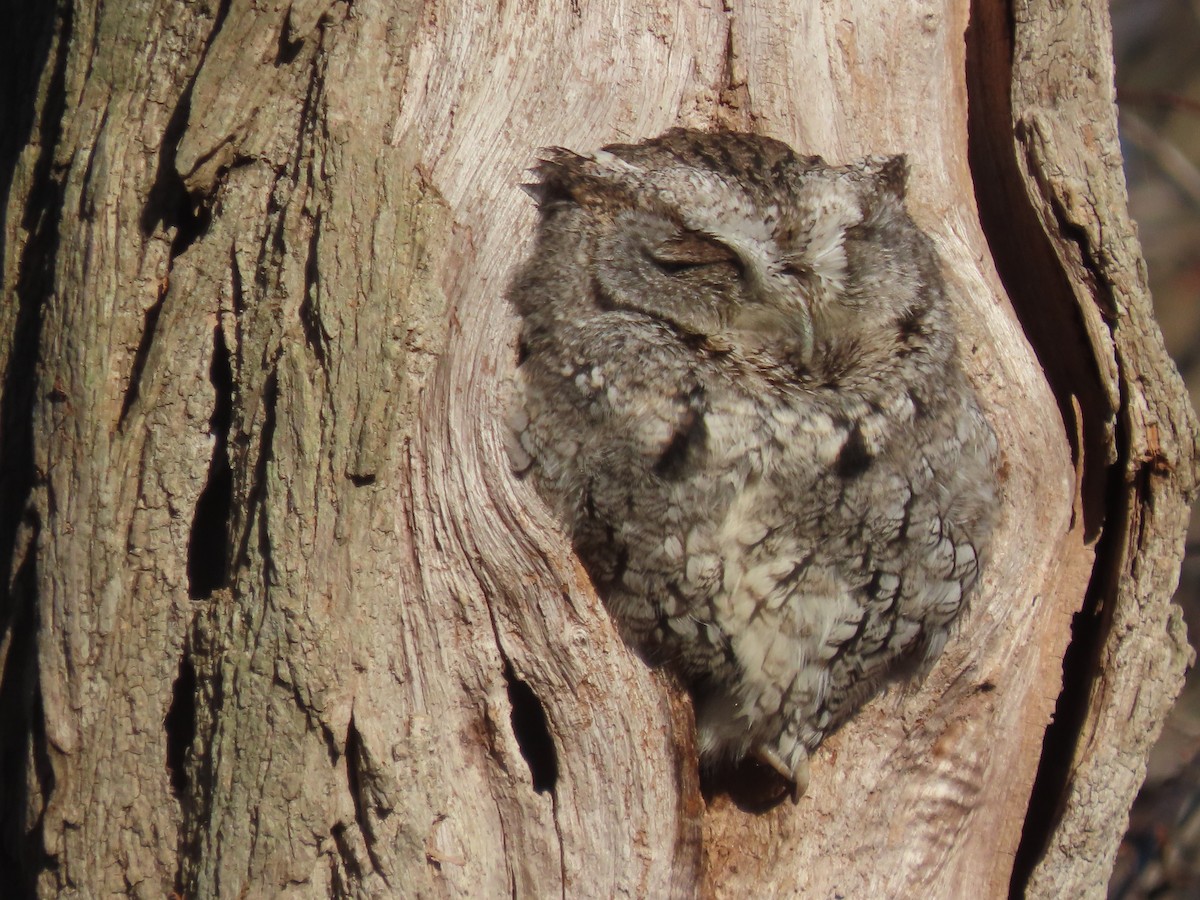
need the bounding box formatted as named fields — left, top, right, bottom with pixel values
left=525, top=311, right=709, bottom=471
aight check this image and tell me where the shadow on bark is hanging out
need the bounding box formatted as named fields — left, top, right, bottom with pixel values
left=0, top=1, right=68, bottom=893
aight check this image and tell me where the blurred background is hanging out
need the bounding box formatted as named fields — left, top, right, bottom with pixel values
left=1109, top=0, right=1200, bottom=895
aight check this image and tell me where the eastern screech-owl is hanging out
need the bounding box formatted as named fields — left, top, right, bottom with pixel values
left=506, top=128, right=998, bottom=798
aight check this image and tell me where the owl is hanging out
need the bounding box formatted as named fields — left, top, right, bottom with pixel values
left=505, top=128, right=998, bottom=799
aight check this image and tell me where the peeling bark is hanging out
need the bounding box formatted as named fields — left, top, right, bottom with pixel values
left=0, top=0, right=1194, bottom=897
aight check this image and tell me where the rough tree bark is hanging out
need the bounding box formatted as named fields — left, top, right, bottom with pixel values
left=0, top=0, right=1194, bottom=897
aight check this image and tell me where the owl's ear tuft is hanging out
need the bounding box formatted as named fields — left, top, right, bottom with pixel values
left=519, top=178, right=557, bottom=206
left=525, top=147, right=642, bottom=210
left=522, top=148, right=588, bottom=207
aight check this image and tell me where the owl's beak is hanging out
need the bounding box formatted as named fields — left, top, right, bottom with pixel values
left=727, top=300, right=814, bottom=371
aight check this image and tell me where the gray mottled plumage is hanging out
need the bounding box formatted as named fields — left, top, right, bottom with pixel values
left=505, top=128, right=998, bottom=797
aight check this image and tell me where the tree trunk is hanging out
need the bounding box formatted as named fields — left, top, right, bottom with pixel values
left=0, top=0, right=1194, bottom=896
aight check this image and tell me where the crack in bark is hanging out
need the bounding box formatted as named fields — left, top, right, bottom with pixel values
left=137, top=28, right=218, bottom=242
left=122, top=5, right=229, bottom=433
left=479, top=573, right=561, bottom=798
left=298, top=213, right=331, bottom=369
left=234, top=367, right=279, bottom=577
left=175, top=605, right=223, bottom=896
left=965, top=1, right=1130, bottom=893
left=500, top=660, right=559, bottom=794
left=715, top=5, right=753, bottom=130
left=479, top=580, right=567, bottom=891
left=187, top=324, right=234, bottom=599
left=276, top=18, right=306, bottom=66
left=329, top=822, right=363, bottom=886
left=76, top=100, right=110, bottom=220
left=166, top=646, right=198, bottom=899
left=343, top=715, right=389, bottom=884
left=965, top=1, right=1112, bottom=539
left=1010, top=369, right=1135, bottom=898
left=164, top=654, right=198, bottom=799
left=121, top=152, right=215, bottom=428
left=116, top=283, right=167, bottom=427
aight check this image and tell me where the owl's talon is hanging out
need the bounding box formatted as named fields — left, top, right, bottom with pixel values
left=754, top=745, right=810, bottom=801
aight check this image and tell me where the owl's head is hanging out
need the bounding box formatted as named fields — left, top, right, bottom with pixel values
left=515, top=128, right=950, bottom=385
